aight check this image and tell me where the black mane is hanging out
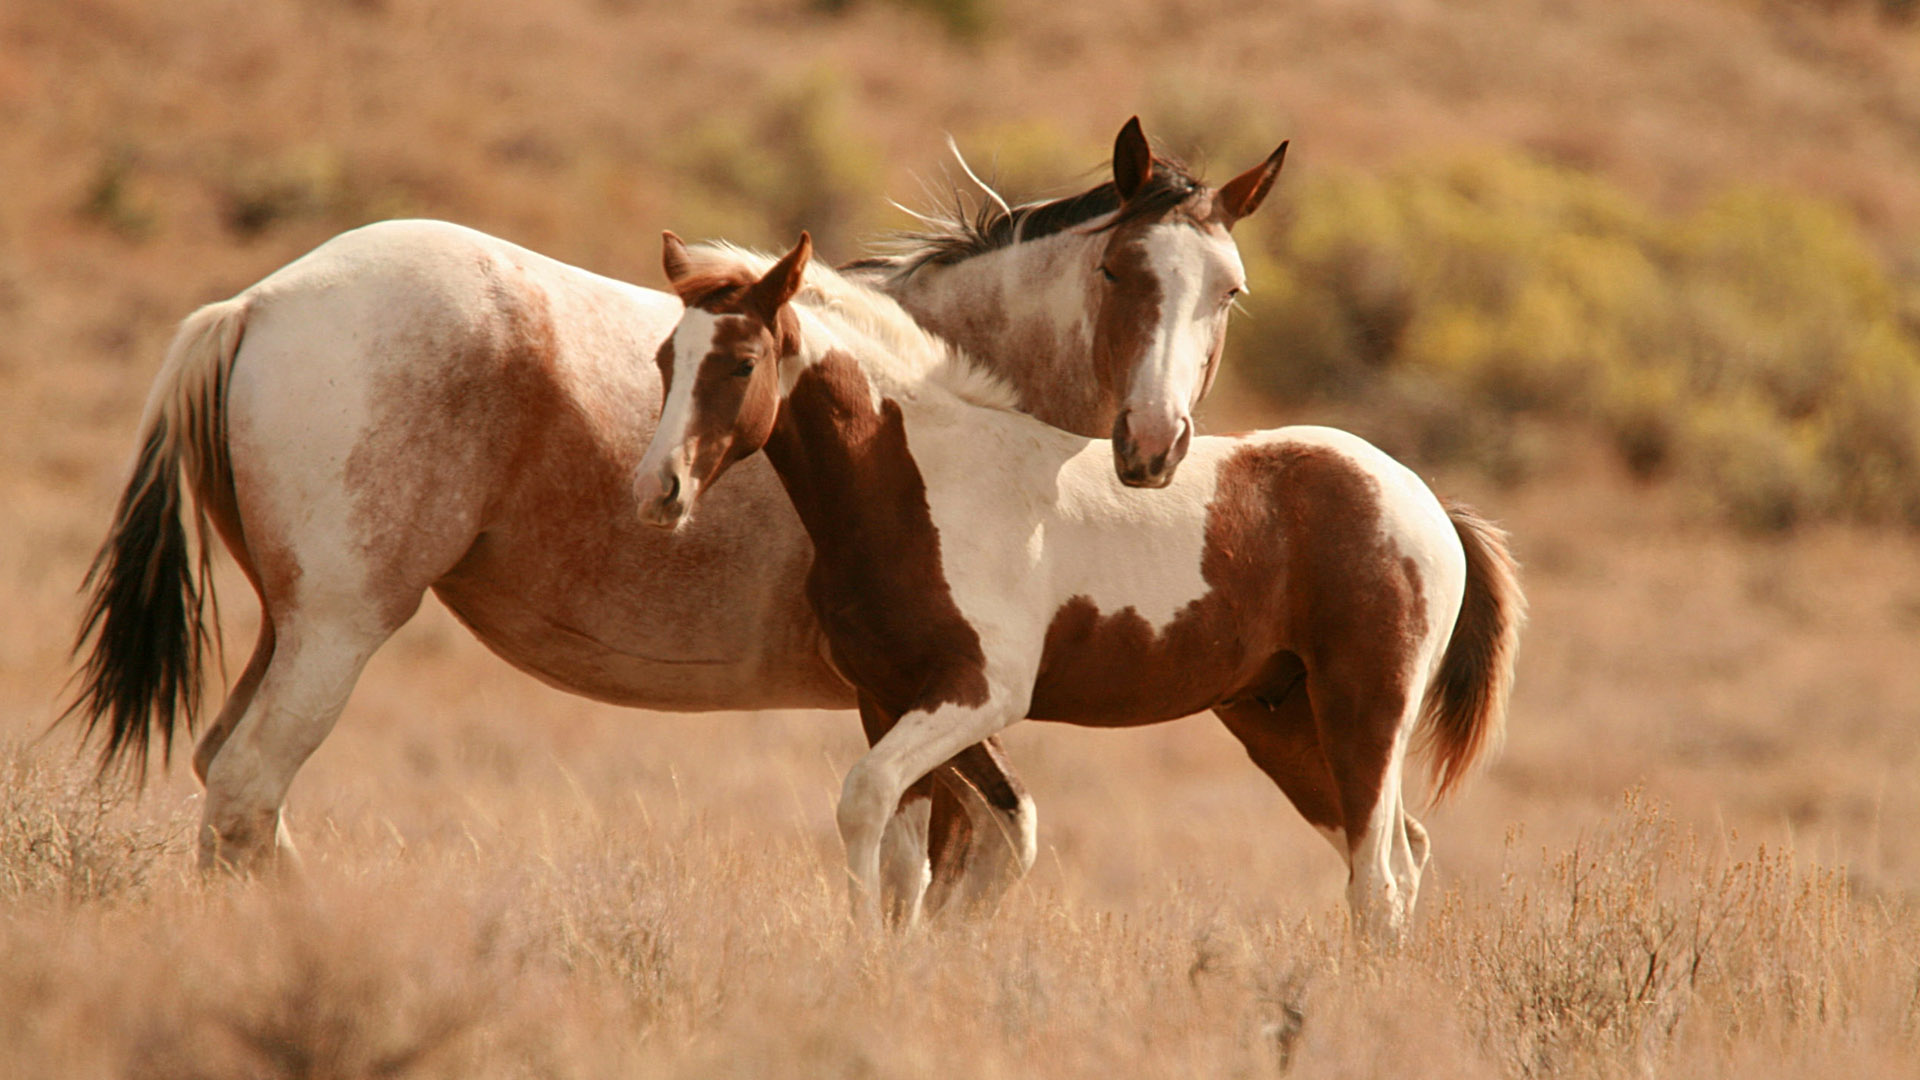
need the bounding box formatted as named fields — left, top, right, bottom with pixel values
left=843, top=158, right=1205, bottom=279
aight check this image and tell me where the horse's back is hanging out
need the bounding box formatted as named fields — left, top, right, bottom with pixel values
left=242, top=219, right=679, bottom=370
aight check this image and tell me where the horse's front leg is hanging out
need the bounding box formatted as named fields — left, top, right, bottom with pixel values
left=839, top=689, right=1025, bottom=928
left=925, top=737, right=1038, bottom=918
left=858, top=695, right=936, bottom=926
left=860, top=691, right=1037, bottom=924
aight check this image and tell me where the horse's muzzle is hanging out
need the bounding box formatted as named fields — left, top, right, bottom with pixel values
left=1112, top=409, right=1193, bottom=489
left=636, top=469, right=691, bottom=530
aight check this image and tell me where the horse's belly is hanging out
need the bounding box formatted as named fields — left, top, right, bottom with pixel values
left=434, top=581, right=853, bottom=711
left=432, top=556, right=854, bottom=713
left=431, top=461, right=854, bottom=713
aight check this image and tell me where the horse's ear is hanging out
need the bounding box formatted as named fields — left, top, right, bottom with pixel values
left=1112, top=116, right=1153, bottom=203
left=1214, top=141, right=1289, bottom=229
left=746, top=232, right=811, bottom=322
left=662, top=230, right=695, bottom=293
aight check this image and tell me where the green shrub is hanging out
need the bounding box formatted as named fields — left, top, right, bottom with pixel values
left=1235, top=151, right=1920, bottom=529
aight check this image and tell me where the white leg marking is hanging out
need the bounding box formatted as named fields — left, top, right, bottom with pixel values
left=1342, top=723, right=1425, bottom=941
left=837, top=700, right=1019, bottom=927
left=878, top=795, right=933, bottom=926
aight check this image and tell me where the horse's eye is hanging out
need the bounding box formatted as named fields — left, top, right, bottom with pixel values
left=1099, top=265, right=1119, bottom=283
left=732, top=359, right=756, bottom=377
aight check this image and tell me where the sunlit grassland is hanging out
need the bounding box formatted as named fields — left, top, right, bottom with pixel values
left=3, top=727, right=1916, bottom=1079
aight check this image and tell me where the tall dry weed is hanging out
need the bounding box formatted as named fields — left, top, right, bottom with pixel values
left=0, top=743, right=184, bottom=906
left=1, top=739, right=1917, bottom=1078
left=1420, top=791, right=1914, bottom=1078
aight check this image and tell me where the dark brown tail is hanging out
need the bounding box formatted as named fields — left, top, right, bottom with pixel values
left=64, top=298, right=248, bottom=781
left=1416, top=501, right=1525, bottom=802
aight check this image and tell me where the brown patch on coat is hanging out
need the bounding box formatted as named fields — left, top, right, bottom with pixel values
left=341, top=262, right=565, bottom=629
left=761, top=350, right=991, bottom=714
left=1028, top=441, right=1431, bottom=841
left=1088, top=230, right=1165, bottom=405
left=653, top=334, right=674, bottom=404
left=310, top=246, right=841, bottom=712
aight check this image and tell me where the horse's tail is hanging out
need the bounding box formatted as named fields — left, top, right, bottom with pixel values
left=65, top=296, right=249, bottom=781
left=1414, top=500, right=1525, bottom=803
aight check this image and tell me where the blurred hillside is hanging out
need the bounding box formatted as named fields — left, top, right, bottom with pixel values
left=5, top=0, right=1920, bottom=531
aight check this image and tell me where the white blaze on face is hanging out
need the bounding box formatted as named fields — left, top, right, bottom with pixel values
left=636, top=309, right=722, bottom=499
left=1127, top=224, right=1246, bottom=431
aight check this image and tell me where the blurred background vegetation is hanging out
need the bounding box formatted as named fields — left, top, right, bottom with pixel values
left=1240, top=156, right=1920, bottom=531
left=9, top=0, right=1920, bottom=531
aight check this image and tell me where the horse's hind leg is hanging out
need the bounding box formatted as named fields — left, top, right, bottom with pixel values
left=192, top=435, right=442, bottom=872
left=924, top=737, right=1036, bottom=918
left=1215, top=684, right=1430, bottom=868
left=196, top=602, right=410, bottom=873
left=1214, top=686, right=1346, bottom=853
left=192, top=617, right=275, bottom=785
left=1305, top=666, right=1427, bottom=940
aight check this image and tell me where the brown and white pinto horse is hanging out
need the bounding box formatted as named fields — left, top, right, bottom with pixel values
left=638, top=236, right=1524, bottom=937
left=846, top=120, right=1286, bottom=487
left=65, top=120, right=1290, bottom=894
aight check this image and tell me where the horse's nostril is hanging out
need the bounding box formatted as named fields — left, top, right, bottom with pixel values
left=663, top=472, right=680, bottom=503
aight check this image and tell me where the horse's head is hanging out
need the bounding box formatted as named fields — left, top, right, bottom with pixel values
left=1092, top=117, right=1287, bottom=488
left=635, top=231, right=810, bottom=530
left=861, top=118, right=1288, bottom=489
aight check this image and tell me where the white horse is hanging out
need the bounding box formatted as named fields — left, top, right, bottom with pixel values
left=637, top=234, right=1524, bottom=936
left=67, top=120, right=1291, bottom=907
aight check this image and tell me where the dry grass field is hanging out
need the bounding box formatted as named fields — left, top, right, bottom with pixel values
left=6, top=1, right=1920, bottom=1076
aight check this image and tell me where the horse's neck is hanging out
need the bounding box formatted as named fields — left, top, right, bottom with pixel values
left=884, top=233, right=1113, bottom=438
left=762, top=350, right=946, bottom=588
